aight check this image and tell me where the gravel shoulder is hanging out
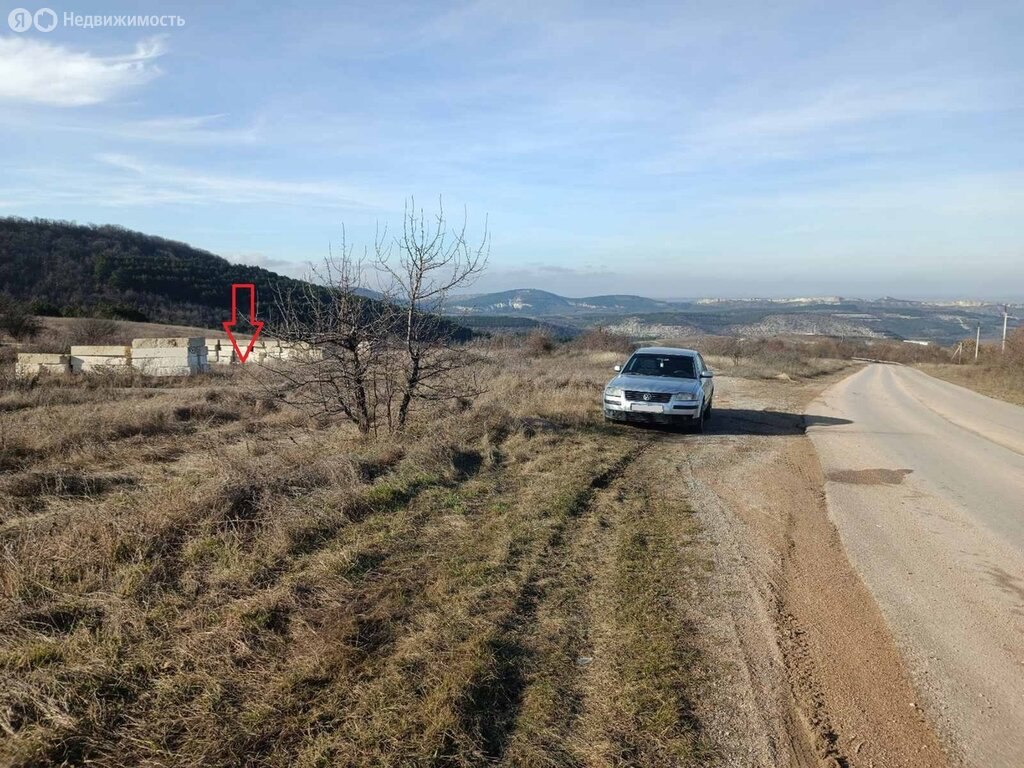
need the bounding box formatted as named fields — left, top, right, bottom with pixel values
left=664, top=368, right=952, bottom=767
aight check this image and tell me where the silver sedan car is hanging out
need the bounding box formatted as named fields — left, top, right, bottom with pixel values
left=602, top=346, right=715, bottom=432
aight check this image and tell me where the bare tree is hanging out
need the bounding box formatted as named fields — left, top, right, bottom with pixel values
left=267, top=238, right=397, bottom=435
left=375, top=199, right=488, bottom=429
left=69, top=317, right=122, bottom=345
left=263, top=200, right=488, bottom=435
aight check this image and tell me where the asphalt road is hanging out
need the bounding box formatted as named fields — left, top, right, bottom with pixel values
left=806, top=364, right=1024, bottom=767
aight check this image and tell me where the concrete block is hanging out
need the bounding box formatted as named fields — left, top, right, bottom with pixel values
left=229, top=338, right=263, bottom=352
left=17, top=353, right=70, bottom=365
left=132, top=337, right=204, bottom=350
left=15, top=354, right=72, bottom=378
left=70, top=345, right=130, bottom=357
left=71, top=356, right=131, bottom=373
left=130, top=348, right=195, bottom=360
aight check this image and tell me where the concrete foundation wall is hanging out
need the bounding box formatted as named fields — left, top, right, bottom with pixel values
left=69, top=345, right=132, bottom=374
left=132, top=346, right=207, bottom=376
left=15, top=354, right=71, bottom=378
left=71, top=357, right=132, bottom=373
left=132, top=337, right=205, bottom=350
left=16, top=336, right=321, bottom=378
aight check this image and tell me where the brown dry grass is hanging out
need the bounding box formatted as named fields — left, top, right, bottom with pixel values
left=917, top=328, right=1024, bottom=407
left=0, top=342, right=718, bottom=767
left=919, top=362, right=1024, bottom=407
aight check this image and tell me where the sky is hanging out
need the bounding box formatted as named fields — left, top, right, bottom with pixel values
left=0, top=0, right=1021, bottom=300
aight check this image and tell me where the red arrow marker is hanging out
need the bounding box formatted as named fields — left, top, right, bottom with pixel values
left=223, top=283, right=265, bottom=363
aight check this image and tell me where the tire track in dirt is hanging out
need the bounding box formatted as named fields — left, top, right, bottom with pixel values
left=573, top=443, right=711, bottom=766
left=462, top=439, right=653, bottom=765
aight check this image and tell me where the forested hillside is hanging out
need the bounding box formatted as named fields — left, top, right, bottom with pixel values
left=0, top=217, right=314, bottom=327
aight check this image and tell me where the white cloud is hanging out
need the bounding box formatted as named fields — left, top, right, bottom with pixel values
left=710, top=80, right=977, bottom=140
left=1, top=152, right=390, bottom=212
left=229, top=253, right=311, bottom=278
left=729, top=172, right=1024, bottom=216
left=94, top=153, right=380, bottom=208
left=93, top=113, right=263, bottom=144
left=0, top=36, right=166, bottom=107
left=648, top=76, right=987, bottom=174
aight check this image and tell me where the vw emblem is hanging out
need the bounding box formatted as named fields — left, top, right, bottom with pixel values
left=643, top=393, right=651, bottom=401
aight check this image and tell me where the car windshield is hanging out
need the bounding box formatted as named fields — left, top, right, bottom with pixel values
left=622, top=353, right=696, bottom=379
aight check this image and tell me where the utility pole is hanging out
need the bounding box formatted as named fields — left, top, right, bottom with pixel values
left=1003, top=305, right=1009, bottom=354
left=975, top=325, right=981, bottom=362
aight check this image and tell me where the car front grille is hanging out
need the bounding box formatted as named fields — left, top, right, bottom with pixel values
left=624, top=390, right=671, bottom=403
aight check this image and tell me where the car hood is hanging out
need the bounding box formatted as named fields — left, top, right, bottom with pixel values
left=606, top=375, right=702, bottom=394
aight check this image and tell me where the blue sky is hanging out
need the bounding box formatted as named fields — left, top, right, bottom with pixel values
left=1, top=1, right=1021, bottom=299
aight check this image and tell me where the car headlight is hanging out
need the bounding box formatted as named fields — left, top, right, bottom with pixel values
left=604, top=387, right=623, bottom=398
left=672, top=392, right=698, bottom=402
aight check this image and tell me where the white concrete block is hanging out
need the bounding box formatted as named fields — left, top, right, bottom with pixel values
left=132, top=337, right=204, bottom=350
left=71, top=356, right=130, bottom=373
left=130, top=348, right=194, bottom=360
left=15, top=355, right=72, bottom=378
left=70, top=345, right=130, bottom=357
left=17, top=353, right=70, bottom=365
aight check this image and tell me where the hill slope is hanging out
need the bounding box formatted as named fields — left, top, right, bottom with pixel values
left=0, top=218, right=469, bottom=341
left=0, top=217, right=322, bottom=327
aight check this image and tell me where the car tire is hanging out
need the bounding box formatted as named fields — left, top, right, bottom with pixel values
left=703, top=397, right=713, bottom=421
left=692, top=411, right=705, bottom=434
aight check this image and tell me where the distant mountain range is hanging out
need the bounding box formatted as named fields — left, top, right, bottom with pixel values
left=449, top=289, right=677, bottom=316
left=1, top=218, right=1015, bottom=345
left=446, top=289, right=1018, bottom=344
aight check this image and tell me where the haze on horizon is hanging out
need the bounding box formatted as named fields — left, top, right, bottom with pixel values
left=1, top=1, right=1021, bottom=301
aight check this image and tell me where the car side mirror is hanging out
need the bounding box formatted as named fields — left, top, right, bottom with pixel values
left=700, top=370, right=714, bottom=378
left=613, top=364, right=621, bottom=372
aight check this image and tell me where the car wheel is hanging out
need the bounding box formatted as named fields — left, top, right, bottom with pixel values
left=703, top=397, right=713, bottom=421
left=692, top=411, right=705, bottom=434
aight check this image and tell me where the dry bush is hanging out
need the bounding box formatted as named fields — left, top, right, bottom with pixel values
left=0, top=297, right=40, bottom=341
left=523, top=329, right=556, bottom=356
left=67, top=318, right=126, bottom=346
left=572, top=327, right=635, bottom=354
left=924, top=327, right=1024, bottom=405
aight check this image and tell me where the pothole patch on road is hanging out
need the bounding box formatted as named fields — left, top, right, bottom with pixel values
left=827, top=468, right=913, bottom=486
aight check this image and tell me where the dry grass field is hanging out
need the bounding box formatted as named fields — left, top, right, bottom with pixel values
left=920, top=361, right=1024, bottom=407
left=0, top=342, right=737, bottom=767
left=4, top=326, right=1000, bottom=767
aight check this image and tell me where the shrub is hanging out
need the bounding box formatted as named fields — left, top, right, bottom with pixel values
left=524, top=330, right=556, bottom=356
left=573, top=327, right=635, bottom=354
left=0, top=295, right=41, bottom=341
left=68, top=317, right=125, bottom=345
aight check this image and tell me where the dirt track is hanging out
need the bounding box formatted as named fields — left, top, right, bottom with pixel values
left=656, top=370, right=953, bottom=767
